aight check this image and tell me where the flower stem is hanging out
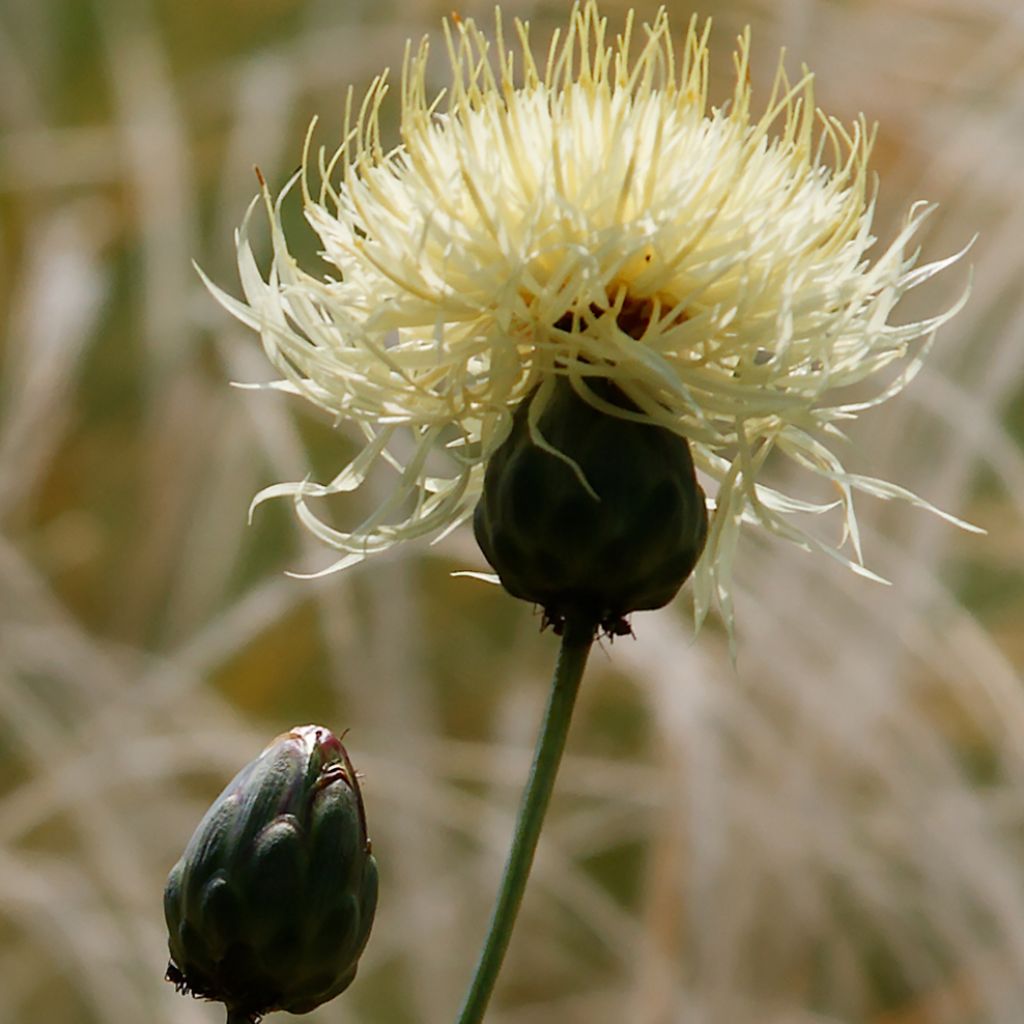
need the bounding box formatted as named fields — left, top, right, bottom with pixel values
left=455, top=614, right=595, bottom=1024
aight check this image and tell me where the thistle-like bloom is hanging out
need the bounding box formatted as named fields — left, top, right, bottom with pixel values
left=209, top=2, right=971, bottom=636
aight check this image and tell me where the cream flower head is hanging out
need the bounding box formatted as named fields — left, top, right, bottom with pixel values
left=208, top=1, right=973, bottom=638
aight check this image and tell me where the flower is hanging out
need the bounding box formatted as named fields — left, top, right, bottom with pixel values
left=207, top=1, right=972, bottom=638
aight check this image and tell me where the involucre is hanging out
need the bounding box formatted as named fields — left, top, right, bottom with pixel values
left=164, top=726, right=378, bottom=1021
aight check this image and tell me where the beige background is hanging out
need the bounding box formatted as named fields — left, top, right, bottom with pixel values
left=1, top=1, right=1022, bottom=1022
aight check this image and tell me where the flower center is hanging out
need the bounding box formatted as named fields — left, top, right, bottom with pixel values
left=553, top=294, right=660, bottom=341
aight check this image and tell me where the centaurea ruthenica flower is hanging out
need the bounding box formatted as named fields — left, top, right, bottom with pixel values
left=208, top=2, right=972, bottom=637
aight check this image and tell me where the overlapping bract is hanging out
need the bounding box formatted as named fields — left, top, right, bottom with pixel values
left=164, top=726, right=378, bottom=1021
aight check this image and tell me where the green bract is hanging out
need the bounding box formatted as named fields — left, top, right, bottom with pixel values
left=164, top=726, right=378, bottom=1022
left=474, top=377, right=709, bottom=634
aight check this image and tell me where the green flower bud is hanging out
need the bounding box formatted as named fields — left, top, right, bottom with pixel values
left=164, top=726, right=378, bottom=1022
left=474, top=376, right=708, bottom=634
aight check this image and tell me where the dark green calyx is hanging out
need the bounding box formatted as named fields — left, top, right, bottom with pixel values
left=473, top=376, right=708, bottom=635
left=164, top=726, right=378, bottom=1023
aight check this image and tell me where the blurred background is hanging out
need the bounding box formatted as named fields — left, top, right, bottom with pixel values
left=2, top=0, right=1023, bottom=1022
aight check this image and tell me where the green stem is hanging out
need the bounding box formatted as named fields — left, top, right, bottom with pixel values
left=455, top=614, right=595, bottom=1024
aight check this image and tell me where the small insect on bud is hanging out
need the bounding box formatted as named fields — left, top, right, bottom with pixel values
left=474, top=376, right=708, bottom=635
left=164, top=726, right=378, bottom=1023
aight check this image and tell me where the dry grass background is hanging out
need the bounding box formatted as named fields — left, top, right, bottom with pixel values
left=2, top=0, right=1023, bottom=1022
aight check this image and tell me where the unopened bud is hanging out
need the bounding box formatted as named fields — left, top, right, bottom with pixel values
left=164, top=726, right=378, bottom=1021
